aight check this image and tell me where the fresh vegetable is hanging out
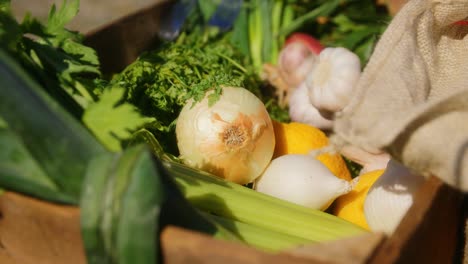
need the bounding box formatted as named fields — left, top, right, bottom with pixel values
left=332, top=169, right=384, bottom=230
left=0, top=0, right=101, bottom=117
left=105, top=28, right=288, bottom=155
left=0, top=0, right=393, bottom=262
left=168, top=159, right=368, bottom=242
left=288, top=82, right=334, bottom=130
left=254, top=154, right=357, bottom=210
left=200, top=211, right=312, bottom=252
left=0, top=44, right=245, bottom=263
left=285, top=32, right=324, bottom=55
left=230, top=0, right=337, bottom=75
left=272, top=120, right=351, bottom=181
left=287, top=47, right=360, bottom=130
left=0, top=48, right=106, bottom=204
left=364, top=159, right=426, bottom=235
left=275, top=41, right=317, bottom=100
left=306, top=47, right=361, bottom=113
left=81, top=145, right=240, bottom=264
left=82, top=87, right=155, bottom=152
left=176, top=86, right=275, bottom=184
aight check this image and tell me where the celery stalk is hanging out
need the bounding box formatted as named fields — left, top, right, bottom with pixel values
left=164, top=160, right=368, bottom=243
left=200, top=211, right=313, bottom=252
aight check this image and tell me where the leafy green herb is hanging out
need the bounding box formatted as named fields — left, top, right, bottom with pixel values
left=106, top=29, right=268, bottom=154
left=1, top=0, right=101, bottom=116
left=83, top=87, right=155, bottom=152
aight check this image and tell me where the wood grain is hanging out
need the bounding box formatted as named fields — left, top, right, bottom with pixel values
left=286, top=232, right=386, bottom=264
left=160, top=226, right=325, bottom=264
left=0, top=192, right=85, bottom=264
left=83, top=0, right=172, bottom=73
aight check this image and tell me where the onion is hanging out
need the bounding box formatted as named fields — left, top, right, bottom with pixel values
left=254, top=154, right=357, bottom=210
left=364, top=159, right=426, bottom=235
left=278, top=42, right=318, bottom=89
left=176, top=86, right=275, bottom=184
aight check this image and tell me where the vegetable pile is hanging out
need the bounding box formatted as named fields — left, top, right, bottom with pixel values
left=0, top=0, right=406, bottom=263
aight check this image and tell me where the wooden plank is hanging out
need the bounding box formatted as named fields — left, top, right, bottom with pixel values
left=83, top=0, right=172, bottom=73
left=160, top=225, right=327, bottom=264
left=461, top=195, right=468, bottom=264
left=367, top=176, right=464, bottom=264
left=0, top=192, right=85, bottom=264
left=286, top=232, right=386, bottom=264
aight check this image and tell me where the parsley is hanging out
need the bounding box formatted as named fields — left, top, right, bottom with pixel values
left=107, top=29, right=268, bottom=154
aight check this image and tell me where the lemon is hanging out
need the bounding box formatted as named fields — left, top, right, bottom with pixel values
left=272, top=120, right=352, bottom=181
left=332, top=169, right=384, bottom=230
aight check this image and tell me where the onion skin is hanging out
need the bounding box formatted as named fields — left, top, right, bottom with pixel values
left=285, top=33, right=324, bottom=55
left=254, top=154, right=354, bottom=210
left=364, top=159, right=425, bottom=235
left=176, top=86, right=275, bottom=184
left=277, top=42, right=318, bottom=89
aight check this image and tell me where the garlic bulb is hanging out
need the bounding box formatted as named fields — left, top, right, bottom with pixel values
left=176, top=86, right=275, bottom=184
left=254, top=154, right=356, bottom=210
left=306, top=47, right=361, bottom=113
left=364, top=159, right=426, bottom=235
left=288, top=82, right=334, bottom=130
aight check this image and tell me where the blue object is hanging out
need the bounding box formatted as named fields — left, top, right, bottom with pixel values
left=158, top=0, right=197, bottom=41
left=158, top=0, right=242, bottom=41
left=207, top=0, right=243, bottom=30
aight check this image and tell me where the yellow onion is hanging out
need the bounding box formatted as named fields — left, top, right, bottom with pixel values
left=176, top=86, right=275, bottom=184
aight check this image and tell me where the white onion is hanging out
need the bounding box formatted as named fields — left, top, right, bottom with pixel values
left=176, top=86, right=275, bottom=184
left=254, top=154, right=356, bottom=210
left=364, top=159, right=426, bottom=235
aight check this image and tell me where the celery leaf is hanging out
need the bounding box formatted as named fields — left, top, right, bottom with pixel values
left=83, top=87, right=155, bottom=152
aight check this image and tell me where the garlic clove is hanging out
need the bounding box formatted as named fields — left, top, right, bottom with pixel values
left=288, top=82, right=334, bottom=130
left=363, top=159, right=426, bottom=235
left=254, top=154, right=355, bottom=210
left=306, top=47, right=361, bottom=113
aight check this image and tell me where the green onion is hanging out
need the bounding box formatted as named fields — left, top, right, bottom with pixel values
left=271, top=0, right=284, bottom=64
left=279, top=0, right=341, bottom=37
left=248, top=0, right=263, bottom=73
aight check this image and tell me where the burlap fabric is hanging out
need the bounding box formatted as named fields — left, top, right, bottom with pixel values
left=332, top=0, right=468, bottom=192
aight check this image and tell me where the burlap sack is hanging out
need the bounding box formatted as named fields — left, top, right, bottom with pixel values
left=332, top=0, right=468, bottom=192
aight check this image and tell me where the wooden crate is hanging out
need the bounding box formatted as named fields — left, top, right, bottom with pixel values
left=1, top=1, right=467, bottom=263
left=0, top=176, right=465, bottom=264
